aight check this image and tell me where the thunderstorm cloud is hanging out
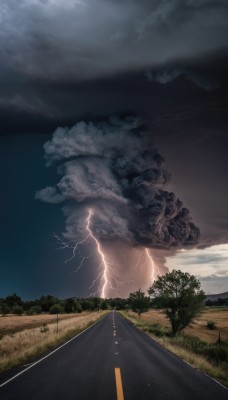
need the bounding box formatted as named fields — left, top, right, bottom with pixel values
left=1, top=0, right=228, bottom=81
left=36, top=117, right=200, bottom=249
left=1, top=0, right=228, bottom=124
left=1, top=0, right=228, bottom=297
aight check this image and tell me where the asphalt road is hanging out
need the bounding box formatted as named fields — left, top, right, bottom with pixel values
left=0, top=311, right=227, bottom=400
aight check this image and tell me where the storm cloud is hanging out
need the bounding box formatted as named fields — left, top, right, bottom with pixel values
left=1, top=0, right=228, bottom=81
left=0, top=0, right=228, bottom=126
left=36, top=117, right=200, bottom=248
left=1, top=0, right=228, bottom=297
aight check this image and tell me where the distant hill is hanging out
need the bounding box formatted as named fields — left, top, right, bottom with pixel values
left=206, top=292, right=228, bottom=301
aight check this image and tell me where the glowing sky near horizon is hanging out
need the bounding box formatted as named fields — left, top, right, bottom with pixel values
left=165, top=244, right=228, bottom=294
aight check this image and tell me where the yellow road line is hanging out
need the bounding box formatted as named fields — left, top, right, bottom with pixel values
left=115, top=368, right=124, bottom=400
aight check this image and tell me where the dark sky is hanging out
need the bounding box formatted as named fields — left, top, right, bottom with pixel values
left=1, top=0, right=228, bottom=299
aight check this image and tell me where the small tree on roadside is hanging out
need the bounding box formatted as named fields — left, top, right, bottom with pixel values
left=128, top=289, right=150, bottom=317
left=49, top=303, right=63, bottom=314
left=148, top=270, right=205, bottom=335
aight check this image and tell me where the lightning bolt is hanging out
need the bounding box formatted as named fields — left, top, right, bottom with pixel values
left=55, top=209, right=132, bottom=298
left=145, top=248, right=157, bottom=284
left=86, top=209, right=109, bottom=298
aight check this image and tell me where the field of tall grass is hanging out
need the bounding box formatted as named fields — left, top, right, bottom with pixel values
left=0, top=311, right=107, bottom=373
left=134, top=307, right=228, bottom=342
left=122, top=307, right=228, bottom=388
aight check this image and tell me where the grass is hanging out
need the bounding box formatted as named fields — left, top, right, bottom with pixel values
left=121, top=308, right=228, bottom=388
left=0, top=311, right=108, bottom=373
left=0, top=313, right=89, bottom=337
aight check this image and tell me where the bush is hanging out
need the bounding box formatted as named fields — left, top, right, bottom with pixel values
left=75, top=302, right=82, bottom=313
left=148, top=323, right=169, bottom=337
left=172, top=334, right=228, bottom=366
left=203, top=346, right=227, bottom=365
left=49, top=304, right=63, bottom=314
left=100, top=300, right=108, bottom=310
left=26, top=306, right=42, bottom=315
left=12, top=305, right=23, bottom=315
left=40, top=324, right=49, bottom=333
left=207, top=321, right=216, bottom=330
left=0, top=303, right=10, bottom=316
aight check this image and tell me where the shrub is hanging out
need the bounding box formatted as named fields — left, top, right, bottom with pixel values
left=203, top=346, right=227, bottom=365
left=75, top=302, right=82, bottom=313
left=148, top=323, right=169, bottom=337
left=40, top=324, right=49, bottom=333
left=172, top=334, right=228, bottom=366
left=207, top=321, right=216, bottom=330
left=26, top=306, right=42, bottom=315
left=12, top=305, right=23, bottom=315
left=0, top=303, right=10, bottom=316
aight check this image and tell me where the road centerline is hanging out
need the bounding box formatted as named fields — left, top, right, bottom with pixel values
left=115, top=368, right=124, bottom=400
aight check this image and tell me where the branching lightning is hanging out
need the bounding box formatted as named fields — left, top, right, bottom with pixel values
left=134, top=247, right=158, bottom=292
left=145, top=248, right=157, bottom=284
left=86, top=209, right=109, bottom=298
left=138, top=248, right=158, bottom=291
left=55, top=209, right=132, bottom=298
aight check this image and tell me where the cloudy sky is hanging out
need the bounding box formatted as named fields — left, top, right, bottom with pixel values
left=1, top=0, right=228, bottom=299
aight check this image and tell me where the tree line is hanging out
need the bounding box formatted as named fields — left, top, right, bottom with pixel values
left=1, top=270, right=211, bottom=335
left=205, top=298, right=228, bottom=307
left=0, top=293, right=128, bottom=316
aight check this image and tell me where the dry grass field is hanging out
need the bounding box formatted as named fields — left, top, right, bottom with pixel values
left=125, top=307, right=228, bottom=387
left=185, top=308, right=228, bottom=342
left=131, top=307, right=228, bottom=343
left=0, top=311, right=107, bottom=373
left=0, top=313, right=89, bottom=336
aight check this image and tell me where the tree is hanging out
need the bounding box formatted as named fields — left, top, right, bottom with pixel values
left=12, top=305, right=23, bottom=315
left=148, top=270, right=205, bottom=335
left=5, top=293, right=23, bottom=309
left=26, top=306, right=42, bottom=315
left=49, top=303, right=63, bottom=314
left=75, top=302, right=83, bottom=313
left=64, top=298, right=76, bottom=313
left=100, top=300, right=108, bottom=310
left=0, top=302, right=10, bottom=316
left=128, top=289, right=150, bottom=317
left=39, top=295, right=59, bottom=312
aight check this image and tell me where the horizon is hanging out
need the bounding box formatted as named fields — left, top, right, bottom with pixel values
left=1, top=1, right=228, bottom=299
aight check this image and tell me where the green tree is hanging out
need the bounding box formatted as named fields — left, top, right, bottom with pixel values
left=0, top=302, right=10, bottom=316
left=100, top=300, right=108, bottom=310
left=12, top=305, right=23, bottom=315
left=148, top=270, right=205, bottom=335
left=75, top=302, right=83, bottom=313
left=49, top=303, right=63, bottom=314
left=90, top=297, right=101, bottom=310
left=39, top=295, right=59, bottom=312
left=79, top=299, right=93, bottom=311
left=109, top=298, right=128, bottom=310
left=64, top=298, right=76, bottom=313
left=5, top=293, right=23, bottom=309
left=26, top=306, right=42, bottom=315
left=128, top=289, right=150, bottom=317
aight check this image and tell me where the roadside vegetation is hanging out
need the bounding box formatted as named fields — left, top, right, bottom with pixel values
left=123, top=270, right=228, bottom=387
left=0, top=293, right=126, bottom=373
left=0, top=311, right=108, bottom=373
left=1, top=274, right=228, bottom=384
left=122, top=307, right=228, bottom=387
